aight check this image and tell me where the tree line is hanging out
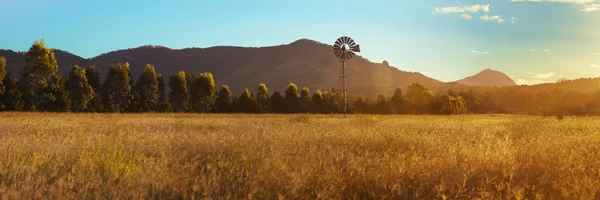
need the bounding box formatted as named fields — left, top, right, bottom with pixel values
left=2, top=40, right=600, bottom=115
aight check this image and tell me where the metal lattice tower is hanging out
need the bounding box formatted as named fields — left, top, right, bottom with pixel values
left=333, top=36, right=360, bottom=116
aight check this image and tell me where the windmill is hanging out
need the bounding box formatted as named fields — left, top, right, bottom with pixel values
left=333, top=36, right=360, bottom=115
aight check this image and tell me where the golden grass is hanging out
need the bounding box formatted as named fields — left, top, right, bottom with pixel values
left=1, top=113, right=600, bottom=199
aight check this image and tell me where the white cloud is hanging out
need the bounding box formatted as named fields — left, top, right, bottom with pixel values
left=590, top=64, right=600, bottom=68
left=530, top=49, right=536, bottom=52
left=514, top=78, right=548, bottom=85
left=433, top=4, right=491, bottom=14
left=582, top=4, right=600, bottom=12
left=544, top=49, right=551, bottom=52
left=459, top=13, right=472, bottom=20
left=514, top=71, right=566, bottom=85
left=511, top=17, right=519, bottom=24
left=480, top=15, right=505, bottom=23
left=509, top=0, right=596, bottom=4
left=471, top=50, right=490, bottom=55
left=530, top=72, right=559, bottom=79
left=591, top=52, right=600, bottom=56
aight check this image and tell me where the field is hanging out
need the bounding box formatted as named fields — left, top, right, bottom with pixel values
left=1, top=113, right=600, bottom=199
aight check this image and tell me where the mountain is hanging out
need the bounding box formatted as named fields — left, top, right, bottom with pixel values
left=456, top=69, right=516, bottom=87
left=0, top=39, right=453, bottom=97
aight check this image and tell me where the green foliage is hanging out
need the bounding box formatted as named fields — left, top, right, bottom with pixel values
left=285, top=83, right=300, bottom=113
left=48, top=75, right=71, bottom=112
left=85, top=66, right=103, bottom=112
left=323, top=88, right=342, bottom=113
left=235, top=88, right=260, bottom=113
left=0, top=75, right=24, bottom=111
left=102, top=63, right=132, bottom=112
left=405, top=83, right=435, bottom=114
left=136, top=64, right=159, bottom=112
left=156, top=74, right=170, bottom=112
left=299, top=87, right=311, bottom=113
left=189, top=72, right=216, bottom=113
left=85, top=66, right=101, bottom=91
left=270, top=91, right=285, bottom=113
left=438, top=95, right=468, bottom=115
left=67, top=65, right=94, bottom=112
left=168, top=71, right=189, bottom=112
left=0, top=57, right=5, bottom=95
left=216, top=85, right=233, bottom=113
left=20, top=40, right=59, bottom=111
left=256, top=83, right=269, bottom=113
left=311, top=90, right=324, bottom=113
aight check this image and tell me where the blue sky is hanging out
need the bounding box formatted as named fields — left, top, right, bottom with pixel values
left=1, top=0, right=599, bottom=84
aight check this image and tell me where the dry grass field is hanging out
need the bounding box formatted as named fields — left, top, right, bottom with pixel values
left=1, top=113, right=600, bottom=199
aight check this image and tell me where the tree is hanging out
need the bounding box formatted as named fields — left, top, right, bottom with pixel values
left=47, top=75, right=70, bottom=112
left=216, top=85, right=233, bottom=113
left=354, top=96, right=368, bottom=113
left=405, top=83, right=435, bottom=114
left=0, top=74, right=24, bottom=111
left=299, top=87, right=311, bottom=113
left=85, top=66, right=101, bottom=91
left=156, top=74, right=170, bottom=112
left=311, top=90, right=324, bottom=113
left=270, top=91, right=285, bottom=113
left=168, top=71, right=189, bottom=112
left=285, top=83, right=300, bottom=113
left=256, top=83, right=269, bottom=113
left=236, top=88, right=260, bottom=113
left=438, top=95, right=468, bottom=115
left=189, top=72, right=216, bottom=112
left=323, top=88, right=341, bottom=113
left=0, top=57, right=5, bottom=95
left=136, top=64, right=159, bottom=112
left=67, top=65, right=94, bottom=112
left=376, top=94, right=388, bottom=114
left=20, top=40, right=59, bottom=111
left=102, top=63, right=131, bottom=112
left=85, top=66, right=103, bottom=112
left=390, top=88, right=404, bottom=114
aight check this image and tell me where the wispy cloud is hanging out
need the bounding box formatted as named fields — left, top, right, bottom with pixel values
left=530, top=72, right=559, bottom=79
left=590, top=64, right=600, bottom=68
left=530, top=49, right=536, bottom=52
left=459, top=13, right=472, bottom=20
left=581, top=4, right=600, bottom=12
left=511, top=17, right=519, bottom=24
left=514, top=71, right=565, bottom=85
left=514, top=78, right=547, bottom=85
left=544, top=49, right=551, bottom=52
left=480, top=15, right=505, bottom=23
left=433, top=4, right=491, bottom=14
left=471, top=50, right=490, bottom=55
left=591, top=52, right=600, bottom=56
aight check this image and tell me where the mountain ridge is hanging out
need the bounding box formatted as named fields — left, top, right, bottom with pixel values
left=1, top=39, right=451, bottom=96
left=455, top=69, right=517, bottom=87
left=4, top=39, right=597, bottom=96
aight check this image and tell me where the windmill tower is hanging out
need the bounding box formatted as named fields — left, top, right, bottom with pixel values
left=333, top=36, right=361, bottom=115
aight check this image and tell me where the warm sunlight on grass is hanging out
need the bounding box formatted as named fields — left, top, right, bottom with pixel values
left=1, top=113, right=600, bottom=199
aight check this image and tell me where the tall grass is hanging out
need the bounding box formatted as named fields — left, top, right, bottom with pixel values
left=0, top=113, right=599, bottom=199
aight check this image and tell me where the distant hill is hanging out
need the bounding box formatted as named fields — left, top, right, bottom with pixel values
left=0, top=39, right=448, bottom=97
left=455, top=69, right=516, bottom=87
